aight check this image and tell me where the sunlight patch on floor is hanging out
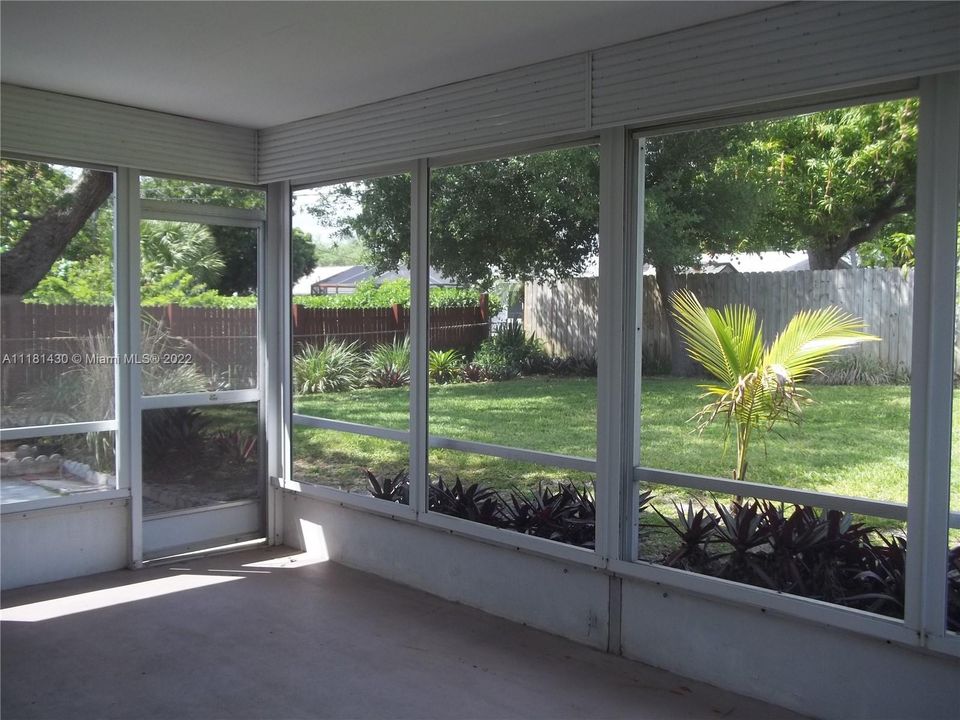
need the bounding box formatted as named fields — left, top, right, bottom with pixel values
left=245, top=520, right=330, bottom=567
left=0, top=574, right=244, bottom=622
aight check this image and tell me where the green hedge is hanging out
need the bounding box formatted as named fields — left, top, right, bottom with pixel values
left=293, top=279, right=501, bottom=315
left=28, top=275, right=497, bottom=314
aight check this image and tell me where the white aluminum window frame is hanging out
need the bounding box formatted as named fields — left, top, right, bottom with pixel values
left=0, top=156, right=124, bottom=514
left=270, top=74, right=959, bottom=656
left=281, top=151, right=605, bottom=541
left=131, top=172, right=267, bottom=565
left=617, top=76, right=959, bottom=653
left=286, top=167, right=416, bottom=516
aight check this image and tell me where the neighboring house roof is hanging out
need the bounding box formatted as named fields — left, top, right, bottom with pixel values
left=292, top=265, right=355, bottom=295
left=308, top=265, right=456, bottom=292
left=701, top=251, right=851, bottom=273
left=579, top=251, right=853, bottom=277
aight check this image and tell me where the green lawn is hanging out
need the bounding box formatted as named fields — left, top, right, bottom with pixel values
left=292, top=377, right=960, bottom=528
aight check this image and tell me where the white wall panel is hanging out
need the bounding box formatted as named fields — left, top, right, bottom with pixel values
left=1, top=499, right=129, bottom=590
left=1, top=85, right=257, bottom=183
left=620, top=579, right=960, bottom=720
left=258, top=54, right=589, bottom=183
left=282, top=494, right=610, bottom=650
left=592, top=1, right=959, bottom=127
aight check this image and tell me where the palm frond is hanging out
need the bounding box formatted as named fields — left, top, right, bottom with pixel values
left=671, top=290, right=738, bottom=384
left=765, top=307, right=878, bottom=381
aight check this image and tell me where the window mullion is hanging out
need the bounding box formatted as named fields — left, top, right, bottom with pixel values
left=905, top=72, right=960, bottom=640
left=409, top=159, right=429, bottom=515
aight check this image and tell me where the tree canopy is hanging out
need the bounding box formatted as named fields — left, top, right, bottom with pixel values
left=0, top=161, right=113, bottom=297
left=331, top=148, right=601, bottom=290
left=0, top=164, right=318, bottom=299
left=747, top=99, right=918, bottom=269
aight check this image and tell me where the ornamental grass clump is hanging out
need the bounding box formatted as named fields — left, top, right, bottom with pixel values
left=670, top=289, right=877, bottom=483
left=292, top=340, right=364, bottom=394
left=365, top=337, right=411, bottom=388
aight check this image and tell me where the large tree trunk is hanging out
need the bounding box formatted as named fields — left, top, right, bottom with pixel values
left=0, top=170, right=113, bottom=297
left=807, top=241, right=850, bottom=270
left=655, top=262, right=696, bottom=377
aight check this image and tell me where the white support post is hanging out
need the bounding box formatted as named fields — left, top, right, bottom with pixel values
left=632, top=142, right=645, bottom=474
left=114, top=168, right=143, bottom=568
left=905, top=72, right=960, bottom=640
left=265, top=181, right=291, bottom=545
left=597, top=127, right=639, bottom=563
left=410, top=160, right=429, bottom=514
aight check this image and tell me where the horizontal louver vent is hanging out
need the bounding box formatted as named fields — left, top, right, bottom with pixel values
left=3, top=3, right=956, bottom=185
left=591, top=2, right=960, bottom=128
left=258, top=54, right=588, bottom=183
left=1, top=85, right=257, bottom=184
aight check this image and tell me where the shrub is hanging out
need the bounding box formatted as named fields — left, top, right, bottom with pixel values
left=12, top=319, right=206, bottom=424
left=293, top=340, right=363, bottom=393
left=473, top=322, right=547, bottom=378
left=428, top=349, right=463, bottom=384
left=430, top=476, right=505, bottom=527
left=543, top=354, right=598, bottom=377
left=142, top=407, right=209, bottom=464
left=502, top=482, right=597, bottom=548
left=362, top=467, right=959, bottom=626
left=460, top=362, right=487, bottom=383
left=366, top=469, right=410, bottom=504
left=472, top=346, right=518, bottom=381
left=650, top=497, right=937, bottom=621
left=365, top=337, right=411, bottom=388
left=292, top=279, right=503, bottom=315
left=365, top=470, right=600, bottom=547
left=213, top=431, right=258, bottom=466
left=809, top=353, right=909, bottom=386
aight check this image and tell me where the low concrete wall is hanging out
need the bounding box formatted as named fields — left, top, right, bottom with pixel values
left=283, top=492, right=960, bottom=720
left=1, top=498, right=129, bottom=590
left=282, top=493, right=610, bottom=650
left=619, top=580, right=960, bottom=720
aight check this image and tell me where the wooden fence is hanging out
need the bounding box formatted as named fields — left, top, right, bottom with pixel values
left=290, top=302, right=490, bottom=355
left=1, top=300, right=489, bottom=396
left=525, top=268, right=920, bottom=371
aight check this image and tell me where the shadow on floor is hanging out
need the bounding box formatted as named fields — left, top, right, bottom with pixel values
left=1, top=545, right=803, bottom=720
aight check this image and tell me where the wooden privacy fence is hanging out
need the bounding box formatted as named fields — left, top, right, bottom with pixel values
left=291, top=301, right=490, bottom=353
left=525, top=268, right=920, bottom=371
left=1, top=300, right=489, bottom=396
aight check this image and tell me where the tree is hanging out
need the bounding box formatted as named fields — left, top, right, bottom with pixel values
left=335, top=148, right=600, bottom=289
left=644, top=127, right=774, bottom=374
left=749, top=99, right=918, bottom=269
left=1, top=161, right=113, bottom=297
left=327, top=141, right=769, bottom=375
left=0, top=169, right=318, bottom=301
left=141, top=178, right=317, bottom=292
left=314, top=236, right=369, bottom=266
left=291, top=228, right=318, bottom=288
left=140, top=220, right=224, bottom=287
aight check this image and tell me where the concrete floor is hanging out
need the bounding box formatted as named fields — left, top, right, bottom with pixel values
left=1, top=545, right=803, bottom=720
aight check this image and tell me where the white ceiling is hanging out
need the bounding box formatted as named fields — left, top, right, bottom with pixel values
left=1, top=1, right=777, bottom=129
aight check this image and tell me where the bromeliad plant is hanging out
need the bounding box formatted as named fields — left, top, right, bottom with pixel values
left=670, top=289, right=877, bottom=482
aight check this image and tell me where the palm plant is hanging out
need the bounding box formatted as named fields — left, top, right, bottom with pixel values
left=140, top=219, right=225, bottom=287
left=670, top=289, right=877, bottom=482
left=428, top=349, right=463, bottom=384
